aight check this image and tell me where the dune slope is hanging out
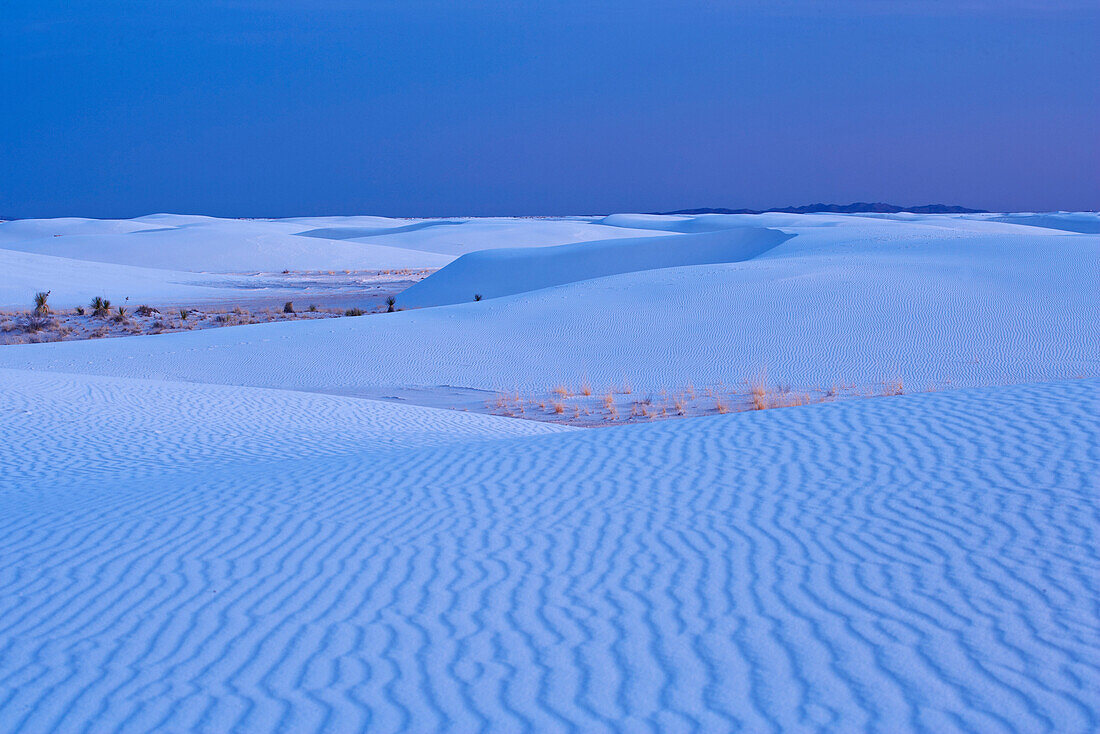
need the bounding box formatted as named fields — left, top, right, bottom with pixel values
left=0, top=371, right=1096, bottom=732
left=398, top=225, right=793, bottom=306
left=3, top=226, right=1095, bottom=395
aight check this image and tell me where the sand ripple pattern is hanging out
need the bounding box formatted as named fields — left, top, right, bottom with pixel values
left=1, top=373, right=1098, bottom=732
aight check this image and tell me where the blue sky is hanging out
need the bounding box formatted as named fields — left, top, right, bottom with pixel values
left=2, top=1, right=1097, bottom=217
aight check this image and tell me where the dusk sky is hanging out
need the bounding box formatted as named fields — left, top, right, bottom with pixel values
left=3, top=0, right=1097, bottom=217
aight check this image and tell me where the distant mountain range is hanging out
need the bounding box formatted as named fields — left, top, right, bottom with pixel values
left=657, top=203, right=988, bottom=215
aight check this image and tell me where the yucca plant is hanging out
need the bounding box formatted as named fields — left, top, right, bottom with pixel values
left=283, top=301, right=295, bottom=314
left=179, top=308, right=189, bottom=320
left=33, top=290, right=51, bottom=316
left=91, top=296, right=111, bottom=317
left=474, top=294, right=483, bottom=302
left=386, top=296, right=396, bottom=313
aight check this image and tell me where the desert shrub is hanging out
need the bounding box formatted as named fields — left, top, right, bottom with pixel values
left=179, top=309, right=189, bottom=320
left=24, top=315, right=52, bottom=332
left=75, top=306, right=85, bottom=316
left=308, top=304, right=318, bottom=312
left=113, top=306, right=127, bottom=322
left=135, top=304, right=159, bottom=317
left=386, top=296, right=396, bottom=313
left=283, top=301, right=295, bottom=314
left=474, top=294, right=483, bottom=301
left=33, top=290, right=51, bottom=316
left=345, top=307, right=365, bottom=317
left=91, top=296, right=111, bottom=318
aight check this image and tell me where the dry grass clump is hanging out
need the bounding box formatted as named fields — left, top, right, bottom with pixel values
left=750, top=379, right=769, bottom=410
left=552, top=385, right=570, bottom=397
left=579, top=382, right=592, bottom=396
left=883, top=378, right=905, bottom=396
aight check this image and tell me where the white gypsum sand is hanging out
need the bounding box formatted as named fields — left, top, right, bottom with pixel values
left=0, top=370, right=1096, bottom=731
left=1, top=211, right=1098, bottom=732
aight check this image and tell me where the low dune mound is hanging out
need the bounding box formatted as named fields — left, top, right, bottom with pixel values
left=0, top=247, right=250, bottom=309
left=993, top=212, right=1100, bottom=234
left=597, top=212, right=766, bottom=233
left=399, top=225, right=794, bottom=307
left=0, top=217, right=163, bottom=245
left=0, top=223, right=452, bottom=273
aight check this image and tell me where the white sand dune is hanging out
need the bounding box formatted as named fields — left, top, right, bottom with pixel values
left=992, top=212, right=1100, bottom=234
left=4, top=219, right=1095, bottom=395
left=3, top=211, right=1098, bottom=732
left=0, top=215, right=675, bottom=281
left=398, top=225, right=792, bottom=306
left=341, top=217, right=676, bottom=256
left=1, top=369, right=1096, bottom=732
left=0, top=247, right=252, bottom=310
left=0, top=225, right=453, bottom=274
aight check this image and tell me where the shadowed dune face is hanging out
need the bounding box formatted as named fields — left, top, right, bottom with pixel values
left=0, top=371, right=1097, bottom=731
left=397, top=225, right=795, bottom=306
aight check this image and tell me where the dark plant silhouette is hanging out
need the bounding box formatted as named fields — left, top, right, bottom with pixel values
left=33, top=291, right=51, bottom=316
